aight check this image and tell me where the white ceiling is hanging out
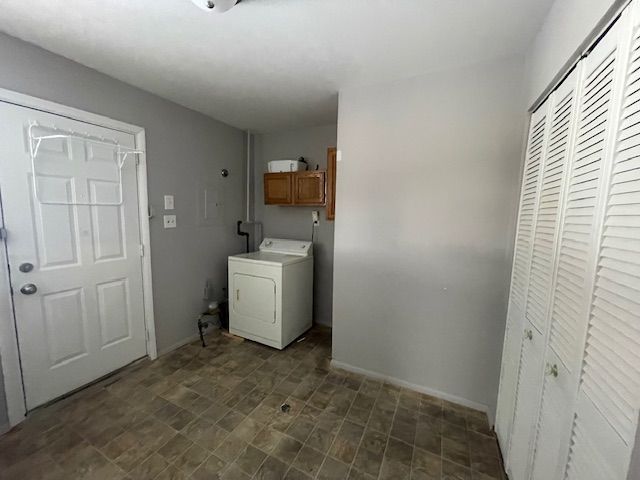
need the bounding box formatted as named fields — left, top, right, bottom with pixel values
left=0, top=0, right=554, bottom=132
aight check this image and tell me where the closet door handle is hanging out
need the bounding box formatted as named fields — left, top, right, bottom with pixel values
left=546, top=363, right=559, bottom=378
left=236, top=289, right=240, bottom=302
left=20, top=283, right=38, bottom=295
left=524, top=329, right=533, bottom=341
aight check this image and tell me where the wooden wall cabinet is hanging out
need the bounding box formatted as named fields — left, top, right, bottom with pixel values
left=264, top=171, right=326, bottom=206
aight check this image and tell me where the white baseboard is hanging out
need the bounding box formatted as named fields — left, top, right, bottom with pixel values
left=330, top=359, right=492, bottom=423
left=157, top=334, right=201, bottom=357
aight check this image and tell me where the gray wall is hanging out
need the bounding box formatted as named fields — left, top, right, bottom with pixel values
left=253, top=125, right=337, bottom=326
left=525, top=0, right=619, bottom=106
left=0, top=32, right=246, bottom=425
left=0, top=359, right=7, bottom=431
left=332, top=56, right=527, bottom=416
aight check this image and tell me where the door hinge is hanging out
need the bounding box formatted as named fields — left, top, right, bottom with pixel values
left=139, top=244, right=145, bottom=257
left=0, top=227, right=7, bottom=241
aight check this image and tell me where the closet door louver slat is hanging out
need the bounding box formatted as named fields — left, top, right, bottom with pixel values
left=566, top=9, right=640, bottom=480
left=495, top=102, right=549, bottom=455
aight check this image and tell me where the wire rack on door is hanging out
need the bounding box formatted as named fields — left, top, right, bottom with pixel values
left=28, top=122, right=145, bottom=206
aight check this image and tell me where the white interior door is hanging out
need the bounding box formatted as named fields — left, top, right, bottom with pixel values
left=565, top=5, right=640, bottom=477
left=528, top=65, right=582, bottom=480
left=508, top=71, right=582, bottom=480
left=530, top=13, right=625, bottom=477
left=0, top=101, right=148, bottom=410
left=495, top=98, right=549, bottom=463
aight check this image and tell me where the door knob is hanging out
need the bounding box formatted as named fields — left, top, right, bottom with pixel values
left=19, top=283, right=37, bottom=295
left=546, top=363, right=559, bottom=378
left=19, top=262, right=34, bottom=273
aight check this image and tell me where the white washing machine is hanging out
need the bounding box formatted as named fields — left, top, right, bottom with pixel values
left=228, top=238, right=313, bottom=349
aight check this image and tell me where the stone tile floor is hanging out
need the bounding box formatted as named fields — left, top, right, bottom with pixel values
left=0, top=327, right=506, bottom=479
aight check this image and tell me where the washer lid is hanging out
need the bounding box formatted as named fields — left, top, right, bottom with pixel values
left=259, top=238, right=312, bottom=256
left=229, top=251, right=311, bottom=266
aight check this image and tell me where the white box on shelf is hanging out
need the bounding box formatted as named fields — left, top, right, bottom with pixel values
left=268, top=159, right=308, bottom=172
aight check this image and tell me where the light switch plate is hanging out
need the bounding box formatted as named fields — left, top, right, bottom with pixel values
left=164, top=195, right=175, bottom=210
left=163, top=215, right=177, bottom=229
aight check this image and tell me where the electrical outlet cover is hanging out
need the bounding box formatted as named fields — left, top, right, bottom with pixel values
left=163, top=214, right=177, bottom=229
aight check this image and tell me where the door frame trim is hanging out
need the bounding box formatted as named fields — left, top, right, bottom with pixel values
left=0, top=88, right=157, bottom=430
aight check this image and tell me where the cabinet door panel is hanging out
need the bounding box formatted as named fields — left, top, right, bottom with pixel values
left=294, top=171, right=325, bottom=205
left=264, top=173, right=293, bottom=205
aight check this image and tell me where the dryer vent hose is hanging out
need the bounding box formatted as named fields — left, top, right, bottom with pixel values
left=237, top=220, right=250, bottom=253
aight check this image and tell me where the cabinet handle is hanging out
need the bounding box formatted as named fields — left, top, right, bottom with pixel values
left=546, top=363, right=559, bottom=378
left=236, top=289, right=240, bottom=301
left=524, top=329, right=533, bottom=341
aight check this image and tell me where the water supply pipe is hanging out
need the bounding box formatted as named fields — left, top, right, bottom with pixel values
left=236, top=130, right=261, bottom=252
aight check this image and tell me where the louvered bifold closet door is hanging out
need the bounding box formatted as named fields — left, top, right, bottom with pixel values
left=503, top=103, right=551, bottom=479
left=529, top=66, right=582, bottom=480
left=565, top=7, right=640, bottom=479
left=495, top=102, right=549, bottom=456
left=509, top=67, right=580, bottom=480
